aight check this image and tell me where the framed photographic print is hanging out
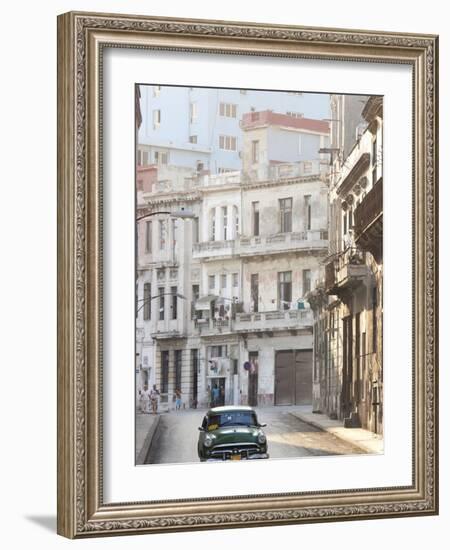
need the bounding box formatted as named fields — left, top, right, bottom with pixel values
left=57, top=11, right=439, bottom=538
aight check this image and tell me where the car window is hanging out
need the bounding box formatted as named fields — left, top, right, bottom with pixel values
left=201, top=416, right=208, bottom=430
left=207, top=411, right=257, bottom=428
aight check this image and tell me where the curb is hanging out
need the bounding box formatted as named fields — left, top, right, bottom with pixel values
left=136, top=415, right=161, bottom=465
left=289, top=412, right=382, bottom=454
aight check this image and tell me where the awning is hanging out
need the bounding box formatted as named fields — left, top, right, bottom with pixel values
left=194, top=295, right=218, bottom=311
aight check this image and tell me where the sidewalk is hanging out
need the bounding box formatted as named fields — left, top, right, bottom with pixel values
left=135, top=412, right=161, bottom=465
left=289, top=406, right=384, bottom=454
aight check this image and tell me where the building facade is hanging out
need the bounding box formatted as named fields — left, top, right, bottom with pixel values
left=136, top=107, right=330, bottom=411
left=137, top=86, right=330, bottom=174
left=308, top=95, right=383, bottom=434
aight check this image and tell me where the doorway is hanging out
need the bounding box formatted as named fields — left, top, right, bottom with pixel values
left=248, top=352, right=259, bottom=406
left=210, top=377, right=225, bottom=407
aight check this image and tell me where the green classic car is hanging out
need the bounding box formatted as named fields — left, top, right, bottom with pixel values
left=197, top=406, right=269, bottom=461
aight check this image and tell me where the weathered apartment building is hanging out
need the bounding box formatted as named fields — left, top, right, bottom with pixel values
left=308, top=95, right=383, bottom=434
left=136, top=110, right=330, bottom=410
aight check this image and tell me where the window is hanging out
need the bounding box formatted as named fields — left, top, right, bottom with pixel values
left=189, top=135, right=198, bottom=144
left=171, top=286, right=178, bottom=320
left=222, top=206, right=228, bottom=240
left=191, top=284, right=200, bottom=319
left=209, top=275, right=215, bottom=290
left=251, top=274, right=259, bottom=312
left=159, top=220, right=166, bottom=250
left=304, top=195, right=312, bottom=230
left=372, top=286, right=378, bottom=352
left=221, top=274, right=227, bottom=289
left=153, top=109, right=161, bottom=128
left=302, top=269, right=311, bottom=295
left=137, top=149, right=142, bottom=165
left=210, top=209, right=216, bottom=241
left=232, top=273, right=238, bottom=287
left=142, top=151, right=149, bottom=165
left=233, top=205, right=239, bottom=237
left=143, top=283, right=151, bottom=320
left=192, top=217, right=199, bottom=244
left=278, top=271, right=292, bottom=310
left=361, top=332, right=367, bottom=401
left=145, top=221, right=152, bottom=253
left=251, top=140, right=259, bottom=163
left=158, top=287, right=165, bottom=320
left=153, top=85, right=161, bottom=97
left=372, top=136, right=378, bottom=184
left=190, top=102, right=198, bottom=123
left=154, top=150, right=168, bottom=165
left=218, top=167, right=233, bottom=174
left=279, top=198, right=293, bottom=233
left=210, top=345, right=226, bottom=358
left=348, top=207, right=353, bottom=230
left=343, top=210, right=348, bottom=236
left=219, top=102, right=237, bottom=118
left=219, top=135, right=237, bottom=151
left=252, top=201, right=260, bottom=236
left=161, top=351, right=169, bottom=393
left=174, top=350, right=182, bottom=391
left=172, top=219, right=177, bottom=256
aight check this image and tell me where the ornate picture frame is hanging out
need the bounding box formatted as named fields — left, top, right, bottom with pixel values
left=57, top=11, right=438, bottom=538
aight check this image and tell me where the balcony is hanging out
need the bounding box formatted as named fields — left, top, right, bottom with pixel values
left=325, top=247, right=370, bottom=297
left=354, top=178, right=383, bottom=262
left=194, top=318, right=233, bottom=336
left=243, top=160, right=326, bottom=184
left=238, top=229, right=328, bottom=258
left=234, top=308, right=313, bottom=334
left=192, top=239, right=235, bottom=260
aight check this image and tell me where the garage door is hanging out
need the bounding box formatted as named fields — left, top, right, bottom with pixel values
left=275, top=350, right=312, bottom=405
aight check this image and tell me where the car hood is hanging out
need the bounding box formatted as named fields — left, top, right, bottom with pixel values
left=211, top=426, right=260, bottom=444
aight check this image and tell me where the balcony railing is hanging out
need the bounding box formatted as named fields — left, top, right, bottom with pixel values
left=244, top=160, right=325, bottom=183
left=324, top=247, right=369, bottom=295
left=234, top=308, right=313, bottom=333
left=238, top=229, right=328, bottom=257
left=194, top=318, right=233, bottom=335
left=354, top=178, right=383, bottom=261
left=192, top=239, right=235, bottom=259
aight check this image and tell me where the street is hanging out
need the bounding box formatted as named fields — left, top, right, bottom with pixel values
left=144, top=407, right=364, bottom=464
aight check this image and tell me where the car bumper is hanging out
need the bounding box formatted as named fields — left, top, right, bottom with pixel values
left=204, top=453, right=269, bottom=462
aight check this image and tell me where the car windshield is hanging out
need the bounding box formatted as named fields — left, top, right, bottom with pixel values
left=207, top=411, right=258, bottom=430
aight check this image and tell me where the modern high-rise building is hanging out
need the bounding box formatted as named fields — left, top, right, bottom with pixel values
left=137, top=85, right=330, bottom=175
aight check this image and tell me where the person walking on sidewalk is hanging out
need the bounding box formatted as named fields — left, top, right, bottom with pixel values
left=139, top=385, right=150, bottom=413
left=174, top=388, right=182, bottom=411
left=150, top=384, right=160, bottom=414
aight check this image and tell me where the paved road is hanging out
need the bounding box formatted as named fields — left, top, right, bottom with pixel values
left=145, top=407, right=364, bottom=464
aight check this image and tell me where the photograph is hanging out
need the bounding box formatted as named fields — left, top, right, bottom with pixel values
left=56, top=10, right=437, bottom=537
left=135, top=85, right=384, bottom=465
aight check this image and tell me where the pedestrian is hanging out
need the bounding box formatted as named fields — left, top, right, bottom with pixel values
left=139, top=385, right=150, bottom=413
left=150, top=384, right=160, bottom=414
left=211, top=384, right=220, bottom=407
left=174, top=388, right=182, bottom=411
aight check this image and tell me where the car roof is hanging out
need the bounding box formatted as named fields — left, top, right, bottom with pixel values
left=207, top=405, right=255, bottom=415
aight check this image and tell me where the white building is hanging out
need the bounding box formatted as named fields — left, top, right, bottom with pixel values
left=136, top=110, right=330, bottom=410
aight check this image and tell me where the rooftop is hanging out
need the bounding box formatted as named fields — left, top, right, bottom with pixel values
left=241, top=110, right=330, bottom=134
